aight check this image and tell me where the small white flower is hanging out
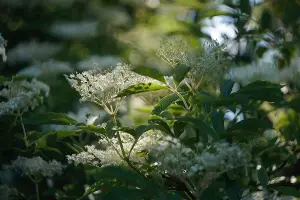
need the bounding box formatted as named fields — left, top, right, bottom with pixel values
left=67, top=131, right=162, bottom=167
left=50, top=21, right=98, bottom=39
left=0, top=34, right=7, bottom=62
left=7, top=40, right=62, bottom=64
left=18, top=60, right=73, bottom=77
left=290, top=176, right=297, bottom=184
left=11, top=156, right=65, bottom=179
left=0, top=78, right=50, bottom=116
left=65, top=63, right=164, bottom=106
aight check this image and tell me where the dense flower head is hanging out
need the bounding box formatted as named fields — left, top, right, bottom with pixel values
left=67, top=131, right=162, bottom=167
left=7, top=40, right=62, bottom=64
left=157, top=36, right=229, bottom=86
left=157, top=36, right=192, bottom=67
left=150, top=137, right=251, bottom=185
left=18, top=59, right=73, bottom=77
left=11, top=156, right=65, bottom=178
left=65, top=63, right=163, bottom=105
left=0, top=77, right=50, bottom=116
left=0, top=34, right=7, bottom=62
left=224, top=60, right=281, bottom=85
left=50, top=21, right=98, bottom=39
left=0, top=185, right=18, bottom=200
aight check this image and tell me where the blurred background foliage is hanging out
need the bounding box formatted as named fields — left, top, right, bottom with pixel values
left=1, top=0, right=300, bottom=199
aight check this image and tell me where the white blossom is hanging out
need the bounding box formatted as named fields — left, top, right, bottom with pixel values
left=11, top=156, right=65, bottom=179
left=0, top=34, right=7, bottom=62
left=17, top=60, right=73, bottom=77
left=50, top=21, right=98, bottom=39
left=157, top=36, right=228, bottom=86
left=0, top=185, right=18, bottom=200
left=67, top=131, right=162, bottom=167
left=224, top=60, right=281, bottom=85
left=92, top=6, right=131, bottom=27
left=150, top=138, right=251, bottom=186
left=7, top=40, right=62, bottom=64
left=0, top=78, right=49, bottom=116
left=65, top=63, right=164, bottom=106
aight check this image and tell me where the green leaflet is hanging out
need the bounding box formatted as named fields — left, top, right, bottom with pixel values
left=117, top=83, right=167, bottom=97
left=24, top=112, right=78, bottom=125
left=152, top=93, right=179, bottom=115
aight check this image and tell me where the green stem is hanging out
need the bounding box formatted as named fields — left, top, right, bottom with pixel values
left=35, top=182, right=40, bottom=200
left=20, top=115, right=29, bottom=148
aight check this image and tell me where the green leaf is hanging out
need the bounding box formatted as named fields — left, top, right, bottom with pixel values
left=148, top=116, right=173, bottom=135
left=176, top=117, right=219, bottom=139
left=35, top=130, right=78, bottom=151
left=119, top=127, right=141, bottom=139
left=135, top=124, right=171, bottom=136
left=173, top=64, right=190, bottom=84
left=100, top=185, right=148, bottom=200
left=220, top=79, right=235, bottom=97
left=61, top=142, right=80, bottom=153
left=93, top=166, right=157, bottom=190
left=232, top=81, right=283, bottom=102
left=211, top=110, right=224, bottom=133
left=78, top=125, right=106, bottom=135
left=257, top=167, right=269, bottom=187
left=152, top=93, right=179, bottom=115
left=226, top=119, right=272, bottom=136
left=173, top=121, right=186, bottom=137
left=226, top=181, right=242, bottom=200
left=27, top=132, right=43, bottom=145
left=174, top=0, right=205, bottom=9
left=117, top=83, right=167, bottom=97
left=133, top=67, right=166, bottom=83
left=268, top=186, right=300, bottom=197
left=0, top=76, right=4, bottom=84
left=24, top=112, right=78, bottom=125
left=77, top=181, right=106, bottom=200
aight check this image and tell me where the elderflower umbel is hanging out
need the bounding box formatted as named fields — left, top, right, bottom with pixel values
left=50, top=21, right=98, bottom=39
left=150, top=138, right=251, bottom=187
left=0, top=185, right=18, bottom=200
left=157, top=36, right=229, bottom=87
left=0, top=78, right=50, bottom=116
left=11, top=156, right=65, bottom=180
left=18, top=59, right=73, bottom=77
left=67, top=131, right=162, bottom=167
left=0, top=34, right=7, bottom=62
left=225, top=60, right=281, bottom=85
left=7, top=40, right=62, bottom=64
left=65, top=63, right=164, bottom=106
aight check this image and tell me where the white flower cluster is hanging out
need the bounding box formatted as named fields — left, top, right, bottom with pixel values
left=65, top=63, right=163, bottom=106
left=11, top=156, right=65, bottom=179
left=0, top=78, right=50, bottom=116
left=0, top=185, right=18, bottom=200
left=17, top=60, right=73, bottom=77
left=150, top=137, right=251, bottom=185
left=225, top=60, right=281, bottom=85
left=225, top=50, right=300, bottom=86
left=241, top=189, right=292, bottom=200
left=50, top=21, right=98, bottom=39
left=0, top=34, right=7, bottom=62
left=67, top=131, right=162, bottom=167
left=7, top=40, right=62, bottom=64
left=157, top=36, right=192, bottom=67
left=157, top=36, right=228, bottom=85
left=192, top=40, right=228, bottom=80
